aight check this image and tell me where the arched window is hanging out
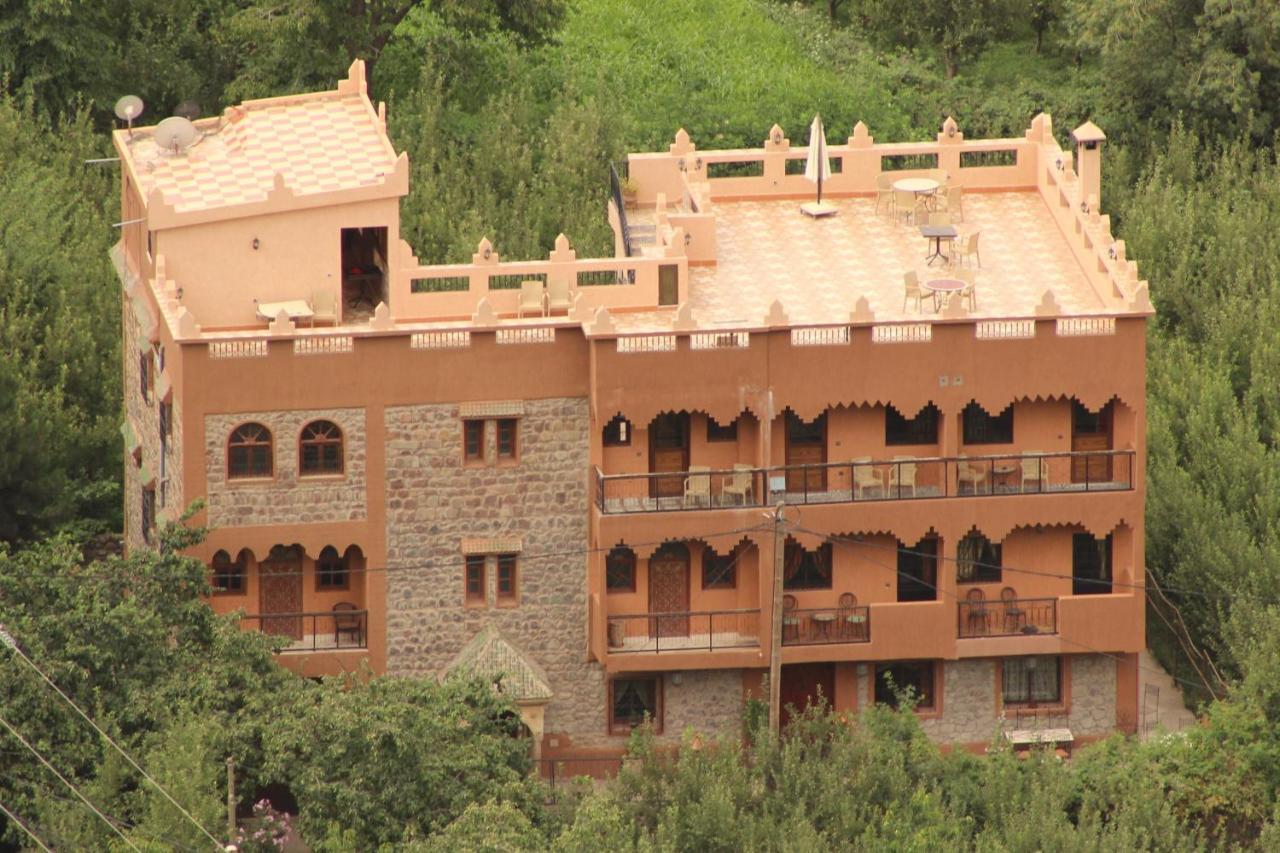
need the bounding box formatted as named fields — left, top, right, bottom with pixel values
left=228, top=423, right=273, bottom=479
left=211, top=549, right=246, bottom=594
left=606, top=546, right=636, bottom=592
left=300, top=420, right=343, bottom=476
left=316, top=545, right=347, bottom=590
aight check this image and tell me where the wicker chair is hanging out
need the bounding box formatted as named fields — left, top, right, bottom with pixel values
left=782, top=594, right=802, bottom=643
left=333, top=602, right=364, bottom=647
left=964, top=588, right=989, bottom=636
left=1000, top=587, right=1025, bottom=633
left=839, top=592, right=868, bottom=640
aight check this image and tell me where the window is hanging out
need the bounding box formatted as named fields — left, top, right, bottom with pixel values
left=898, top=536, right=938, bottom=602
left=783, top=540, right=832, bottom=590
left=211, top=549, right=246, bottom=594
left=603, top=414, right=631, bottom=447
left=885, top=404, right=940, bottom=445
left=139, top=349, right=153, bottom=403
left=463, top=420, right=485, bottom=462
left=610, top=677, right=661, bottom=733
left=702, top=547, right=737, bottom=589
left=465, top=555, right=486, bottom=606
left=962, top=402, right=1014, bottom=444
left=141, top=486, right=156, bottom=545
left=496, top=554, right=518, bottom=604
left=957, top=532, right=1002, bottom=583
left=706, top=417, right=738, bottom=442
left=874, top=662, right=936, bottom=710
left=1072, top=533, right=1113, bottom=595
left=158, top=401, right=171, bottom=442
left=606, top=547, right=636, bottom=593
left=496, top=419, right=518, bottom=460
left=228, top=423, right=273, bottom=479
left=1002, top=656, right=1062, bottom=705
left=316, top=545, right=348, bottom=590
left=300, top=420, right=343, bottom=475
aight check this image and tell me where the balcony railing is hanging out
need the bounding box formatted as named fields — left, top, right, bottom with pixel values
left=239, top=610, right=368, bottom=652
left=957, top=598, right=1057, bottom=638
left=782, top=606, right=871, bottom=646
left=594, top=450, right=1135, bottom=514
left=606, top=609, right=760, bottom=653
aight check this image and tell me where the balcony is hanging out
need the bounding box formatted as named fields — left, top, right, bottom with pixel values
left=239, top=609, right=368, bottom=652
left=593, top=450, right=1134, bottom=514
left=782, top=606, right=871, bottom=646
left=605, top=609, right=760, bottom=654
left=957, top=598, right=1057, bottom=638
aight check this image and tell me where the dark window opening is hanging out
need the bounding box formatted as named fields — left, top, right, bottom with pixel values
left=886, top=404, right=940, bottom=446
left=300, top=420, right=343, bottom=475
left=1072, top=533, right=1112, bottom=595
left=141, top=487, right=156, bottom=545
left=603, top=415, right=631, bottom=447
left=340, top=226, right=388, bottom=320
left=1002, top=656, right=1062, bottom=705
left=316, top=545, right=348, bottom=590
left=463, top=420, right=485, bottom=462
left=898, top=535, right=938, bottom=602
left=211, top=549, right=246, bottom=594
left=963, top=402, right=1014, bottom=444
left=497, top=554, right=518, bottom=603
left=706, top=416, right=738, bottom=442
left=957, top=532, right=1002, bottom=583
left=1072, top=400, right=1112, bottom=436
left=497, top=419, right=518, bottom=460
left=784, top=540, right=832, bottom=590
left=228, top=423, right=273, bottom=479
left=606, top=547, right=636, bottom=592
left=610, top=677, right=661, bottom=733
left=465, top=555, right=486, bottom=605
left=875, top=662, right=936, bottom=709
left=702, top=547, right=737, bottom=589
left=139, top=349, right=153, bottom=403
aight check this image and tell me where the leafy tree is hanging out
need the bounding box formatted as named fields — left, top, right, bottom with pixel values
left=1029, top=0, right=1060, bottom=52
left=854, top=0, right=1015, bottom=78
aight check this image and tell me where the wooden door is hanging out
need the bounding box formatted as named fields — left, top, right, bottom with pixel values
left=648, top=544, right=690, bottom=638
left=649, top=413, right=690, bottom=498
left=780, top=663, right=836, bottom=730
left=785, top=412, right=827, bottom=492
left=658, top=264, right=679, bottom=306
left=1071, top=401, right=1112, bottom=484
left=259, top=550, right=303, bottom=641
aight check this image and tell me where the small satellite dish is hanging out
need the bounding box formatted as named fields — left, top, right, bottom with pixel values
left=153, top=116, right=198, bottom=154
left=174, top=100, right=201, bottom=120
left=114, top=95, right=144, bottom=136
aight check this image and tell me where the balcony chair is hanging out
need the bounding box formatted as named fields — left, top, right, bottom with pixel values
left=888, top=456, right=918, bottom=497
left=956, top=231, right=982, bottom=268
left=546, top=278, right=573, bottom=315
left=939, top=186, right=964, bottom=221
left=838, top=592, right=867, bottom=641
left=309, top=289, right=338, bottom=326
left=893, top=189, right=918, bottom=225
left=1019, top=450, right=1046, bottom=492
left=517, top=280, right=545, bottom=318
left=1000, top=587, right=1026, bottom=633
left=964, top=588, right=989, bottom=636
left=683, top=465, right=712, bottom=508
left=333, top=602, right=364, bottom=647
left=956, top=268, right=976, bottom=310
left=851, top=456, right=883, bottom=499
left=902, top=271, right=928, bottom=312
left=875, top=173, right=896, bottom=217
left=957, top=456, right=987, bottom=494
left=782, top=594, right=801, bottom=643
left=721, top=464, right=754, bottom=506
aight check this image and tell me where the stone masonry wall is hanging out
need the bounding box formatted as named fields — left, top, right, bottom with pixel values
left=382, top=398, right=618, bottom=745
left=919, top=659, right=1001, bottom=744
left=1067, top=654, right=1116, bottom=736
left=204, top=408, right=366, bottom=528
left=664, top=669, right=745, bottom=739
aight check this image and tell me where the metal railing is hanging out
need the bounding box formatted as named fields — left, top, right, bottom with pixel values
left=781, top=606, right=871, bottom=646
left=606, top=609, right=760, bottom=653
left=957, top=598, right=1057, bottom=638
left=239, top=610, right=368, bottom=651
left=594, top=450, right=1135, bottom=514
left=610, top=161, right=633, bottom=258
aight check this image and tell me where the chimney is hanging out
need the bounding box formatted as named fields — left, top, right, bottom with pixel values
left=1071, top=120, right=1106, bottom=212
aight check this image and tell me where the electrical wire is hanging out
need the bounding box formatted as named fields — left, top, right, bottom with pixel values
left=0, top=795, right=53, bottom=853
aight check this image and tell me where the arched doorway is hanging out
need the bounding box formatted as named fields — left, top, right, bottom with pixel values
left=649, top=542, right=690, bottom=637
left=260, top=545, right=303, bottom=641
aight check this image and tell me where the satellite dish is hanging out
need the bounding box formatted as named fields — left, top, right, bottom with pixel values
left=174, top=100, right=201, bottom=120
left=114, top=95, right=144, bottom=136
left=153, top=116, right=198, bottom=154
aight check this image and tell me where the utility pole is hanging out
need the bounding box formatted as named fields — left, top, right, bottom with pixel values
left=767, top=501, right=786, bottom=734
left=225, top=757, right=236, bottom=845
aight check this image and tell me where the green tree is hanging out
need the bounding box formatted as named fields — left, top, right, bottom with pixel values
left=854, top=0, right=1014, bottom=78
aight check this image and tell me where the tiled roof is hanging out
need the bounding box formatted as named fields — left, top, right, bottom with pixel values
left=447, top=624, right=553, bottom=702
left=123, top=90, right=396, bottom=214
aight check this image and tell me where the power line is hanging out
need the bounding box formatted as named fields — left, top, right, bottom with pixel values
left=0, top=795, right=53, bottom=853
left=0, top=712, right=140, bottom=851
left=0, top=626, right=225, bottom=851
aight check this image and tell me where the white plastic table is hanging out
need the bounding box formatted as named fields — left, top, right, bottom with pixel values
left=256, top=300, right=314, bottom=322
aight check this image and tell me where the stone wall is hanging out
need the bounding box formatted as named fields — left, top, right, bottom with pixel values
left=919, top=659, right=1001, bottom=744
left=664, top=669, right=745, bottom=739
left=204, top=408, right=367, bottom=528
left=1067, top=654, right=1116, bottom=736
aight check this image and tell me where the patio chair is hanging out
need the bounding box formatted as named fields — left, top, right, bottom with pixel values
left=956, top=268, right=976, bottom=309
left=838, top=592, right=867, bottom=640
left=546, top=278, right=572, bottom=315
left=902, top=270, right=928, bottom=312
left=956, top=231, right=982, bottom=268
left=333, top=602, right=364, bottom=647
left=1019, top=450, right=1046, bottom=492
left=875, top=173, right=896, bottom=216
left=957, top=456, right=987, bottom=494
left=721, top=463, right=753, bottom=506
left=964, top=588, right=989, bottom=636
left=683, top=465, right=712, bottom=507
left=309, top=289, right=337, bottom=326
left=893, top=189, right=918, bottom=225
left=851, top=456, right=883, bottom=499
left=1000, top=587, right=1026, bottom=633
left=517, top=280, right=545, bottom=318
left=782, top=594, right=801, bottom=642
left=940, top=186, right=964, bottom=221
left=888, top=456, right=918, bottom=497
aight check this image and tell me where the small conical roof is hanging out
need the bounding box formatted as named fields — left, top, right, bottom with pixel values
left=1071, top=120, right=1106, bottom=144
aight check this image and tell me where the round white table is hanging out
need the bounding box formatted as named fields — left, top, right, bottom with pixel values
left=893, top=177, right=941, bottom=194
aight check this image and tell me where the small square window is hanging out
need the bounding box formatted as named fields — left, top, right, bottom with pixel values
left=139, top=349, right=153, bottom=404
left=496, top=419, right=518, bottom=460
left=496, top=554, right=518, bottom=604
left=464, top=420, right=485, bottom=462
left=702, top=548, right=737, bottom=589
left=465, top=555, right=486, bottom=606
left=874, top=661, right=936, bottom=710
left=610, top=677, right=661, bottom=734
left=603, top=415, right=631, bottom=447
left=706, top=417, right=738, bottom=442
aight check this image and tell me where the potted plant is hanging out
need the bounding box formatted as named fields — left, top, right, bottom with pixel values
left=620, top=175, right=639, bottom=206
